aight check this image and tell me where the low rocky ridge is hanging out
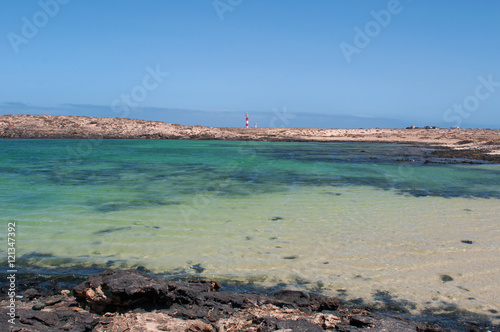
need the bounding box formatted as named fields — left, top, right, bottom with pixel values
left=1, top=269, right=498, bottom=331
left=1, top=114, right=500, bottom=162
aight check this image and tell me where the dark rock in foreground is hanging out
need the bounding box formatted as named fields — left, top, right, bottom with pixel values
left=1, top=269, right=498, bottom=331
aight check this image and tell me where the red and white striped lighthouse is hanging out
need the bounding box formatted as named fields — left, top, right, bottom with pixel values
left=245, top=113, right=249, bottom=128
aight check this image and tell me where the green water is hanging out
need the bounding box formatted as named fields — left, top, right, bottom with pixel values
left=1, top=139, right=499, bottom=319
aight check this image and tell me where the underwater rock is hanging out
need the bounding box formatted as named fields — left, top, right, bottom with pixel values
left=440, top=274, right=454, bottom=282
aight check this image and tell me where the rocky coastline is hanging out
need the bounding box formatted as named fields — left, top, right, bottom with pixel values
left=1, top=269, right=498, bottom=332
left=1, top=114, right=500, bottom=163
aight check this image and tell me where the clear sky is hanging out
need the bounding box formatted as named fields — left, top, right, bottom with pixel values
left=1, top=0, right=499, bottom=128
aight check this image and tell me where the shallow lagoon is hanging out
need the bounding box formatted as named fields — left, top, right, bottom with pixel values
left=1, top=139, right=499, bottom=319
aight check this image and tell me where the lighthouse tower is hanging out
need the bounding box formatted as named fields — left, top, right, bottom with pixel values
left=245, top=113, right=249, bottom=128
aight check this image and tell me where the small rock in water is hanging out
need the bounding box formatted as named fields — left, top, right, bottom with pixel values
left=283, top=255, right=298, bottom=260
left=440, top=274, right=454, bottom=282
left=461, top=240, right=473, bottom=244
left=190, top=264, right=205, bottom=274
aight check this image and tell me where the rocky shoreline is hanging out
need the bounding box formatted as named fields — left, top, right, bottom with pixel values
left=1, top=269, right=498, bottom=332
left=1, top=114, right=500, bottom=163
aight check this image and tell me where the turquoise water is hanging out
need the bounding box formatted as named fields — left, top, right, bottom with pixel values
left=1, top=139, right=499, bottom=318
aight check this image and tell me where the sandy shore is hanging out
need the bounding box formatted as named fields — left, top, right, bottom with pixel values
left=1, top=114, right=499, bottom=163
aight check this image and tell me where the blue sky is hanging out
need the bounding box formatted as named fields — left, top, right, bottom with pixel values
left=1, top=0, right=499, bottom=128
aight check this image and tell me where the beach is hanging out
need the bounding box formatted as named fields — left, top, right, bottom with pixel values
left=1, top=115, right=500, bottom=331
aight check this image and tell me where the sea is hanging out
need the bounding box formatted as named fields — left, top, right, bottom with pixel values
left=1, top=139, right=499, bottom=320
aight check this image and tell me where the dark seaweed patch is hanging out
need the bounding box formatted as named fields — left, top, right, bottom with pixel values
left=16, top=252, right=77, bottom=268
left=190, top=264, right=205, bottom=274
left=372, top=290, right=417, bottom=313
left=402, top=189, right=429, bottom=197
left=93, top=227, right=131, bottom=235
left=93, top=203, right=127, bottom=213
left=90, top=198, right=180, bottom=213
left=20, top=252, right=54, bottom=259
